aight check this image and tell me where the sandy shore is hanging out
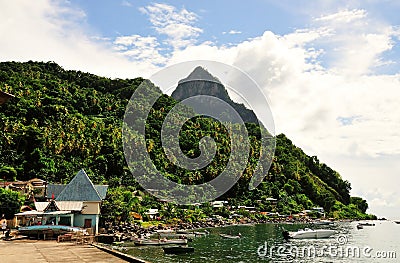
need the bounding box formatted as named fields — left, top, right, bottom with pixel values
left=0, top=239, right=127, bottom=263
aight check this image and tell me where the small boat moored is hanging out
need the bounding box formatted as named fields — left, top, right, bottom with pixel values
left=134, top=238, right=188, bottom=246
left=163, top=246, right=194, bottom=254
left=283, top=228, right=336, bottom=240
left=310, top=220, right=334, bottom=226
left=356, top=224, right=364, bottom=230
left=358, top=222, right=375, bottom=226
left=155, top=229, right=175, bottom=234
left=17, top=225, right=84, bottom=238
left=193, top=230, right=209, bottom=236
left=220, top=233, right=241, bottom=239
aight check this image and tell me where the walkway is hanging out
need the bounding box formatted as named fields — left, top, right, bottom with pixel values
left=0, top=240, right=127, bottom=263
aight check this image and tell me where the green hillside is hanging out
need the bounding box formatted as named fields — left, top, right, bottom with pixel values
left=0, top=61, right=374, bottom=221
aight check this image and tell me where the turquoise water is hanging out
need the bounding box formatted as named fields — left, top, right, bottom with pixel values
left=124, top=221, right=399, bottom=262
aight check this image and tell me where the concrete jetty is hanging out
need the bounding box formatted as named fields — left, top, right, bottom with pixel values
left=0, top=240, right=140, bottom=263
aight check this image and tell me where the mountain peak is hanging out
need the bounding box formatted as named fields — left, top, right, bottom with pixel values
left=178, top=66, right=222, bottom=85
left=171, top=66, right=260, bottom=124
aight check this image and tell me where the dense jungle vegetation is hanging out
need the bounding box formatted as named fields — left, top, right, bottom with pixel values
left=0, top=61, right=375, bottom=222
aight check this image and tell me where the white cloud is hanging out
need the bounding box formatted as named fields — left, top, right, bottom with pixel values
left=315, top=9, right=367, bottom=23
left=0, top=0, right=159, bottom=78
left=121, top=0, right=133, bottom=7
left=223, top=30, right=242, bottom=35
left=329, top=153, right=400, bottom=219
left=139, top=3, right=203, bottom=50
left=113, top=35, right=167, bottom=64
left=312, top=9, right=399, bottom=76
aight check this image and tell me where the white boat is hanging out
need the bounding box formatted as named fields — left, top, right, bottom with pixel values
left=283, top=228, right=336, bottom=239
left=134, top=238, right=188, bottom=246
left=155, top=229, right=175, bottom=233
left=311, top=220, right=334, bottom=226
left=220, top=233, right=241, bottom=239
left=193, top=230, right=209, bottom=236
left=155, top=232, right=195, bottom=240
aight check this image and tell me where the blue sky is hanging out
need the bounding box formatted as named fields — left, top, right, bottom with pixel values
left=63, top=0, right=400, bottom=76
left=72, top=0, right=300, bottom=39
left=72, top=0, right=400, bottom=41
left=72, top=1, right=400, bottom=47
left=1, top=0, right=400, bottom=219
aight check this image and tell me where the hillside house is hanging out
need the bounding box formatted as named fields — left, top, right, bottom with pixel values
left=0, top=178, right=47, bottom=199
left=15, top=169, right=108, bottom=234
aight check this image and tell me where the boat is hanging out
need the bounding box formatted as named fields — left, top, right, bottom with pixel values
left=283, top=228, right=336, bottom=239
left=220, top=233, right=241, bottom=239
left=193, top=230, right=209, bottom=236
left=311, top=220, right=334, bottom=226
left=358, top=222, right=375, bottom=226
left=155, top=229, right=175, bottom=233
left=155, top=231, right=178, bottom=237
left=17, top=225, right=84, bottom=237
left=356, top=224, right=364, bottom=230
left=163, top=246, right=194, bottom=254
left=394, top=221, right=400, bottom=224
left=134, top=238, right=188, bottom=246
left=155, top=232, right=195, bottom=240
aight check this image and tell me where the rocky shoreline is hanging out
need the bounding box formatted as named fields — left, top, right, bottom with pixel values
left=99, top=217, right=319, bottom=243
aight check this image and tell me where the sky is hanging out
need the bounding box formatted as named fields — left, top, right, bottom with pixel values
left=1, top=0, right=400, bottom=219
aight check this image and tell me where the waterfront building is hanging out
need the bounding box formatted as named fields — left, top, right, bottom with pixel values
left=15, top=169, right=108, bottom=234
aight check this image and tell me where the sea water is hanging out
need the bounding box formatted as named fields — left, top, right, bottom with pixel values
left=125, top=221, right=399, bottom=263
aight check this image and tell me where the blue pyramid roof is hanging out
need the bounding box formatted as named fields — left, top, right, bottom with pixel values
left=95, top=185, right=108, bottom=200
left=56, top=169, right=105, bottom=201
left=46, top=184, right=66, bottom=199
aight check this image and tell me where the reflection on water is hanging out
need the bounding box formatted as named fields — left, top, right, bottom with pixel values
left=123, top=221, right=399, bottom=263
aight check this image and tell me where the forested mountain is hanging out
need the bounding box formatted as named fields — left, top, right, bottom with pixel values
left=0, top=61, right=374, bottom=220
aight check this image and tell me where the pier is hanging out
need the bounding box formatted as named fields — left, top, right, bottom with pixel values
left=0, top=239, right=147, bottom=263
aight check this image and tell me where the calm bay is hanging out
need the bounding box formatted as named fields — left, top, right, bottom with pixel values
left=125, top=220, right=399, bottom=262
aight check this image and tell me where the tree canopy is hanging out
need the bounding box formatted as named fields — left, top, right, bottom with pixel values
left=0, top=61, right=374, bottom=221
left=0, top=188, right=25, bottom=219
